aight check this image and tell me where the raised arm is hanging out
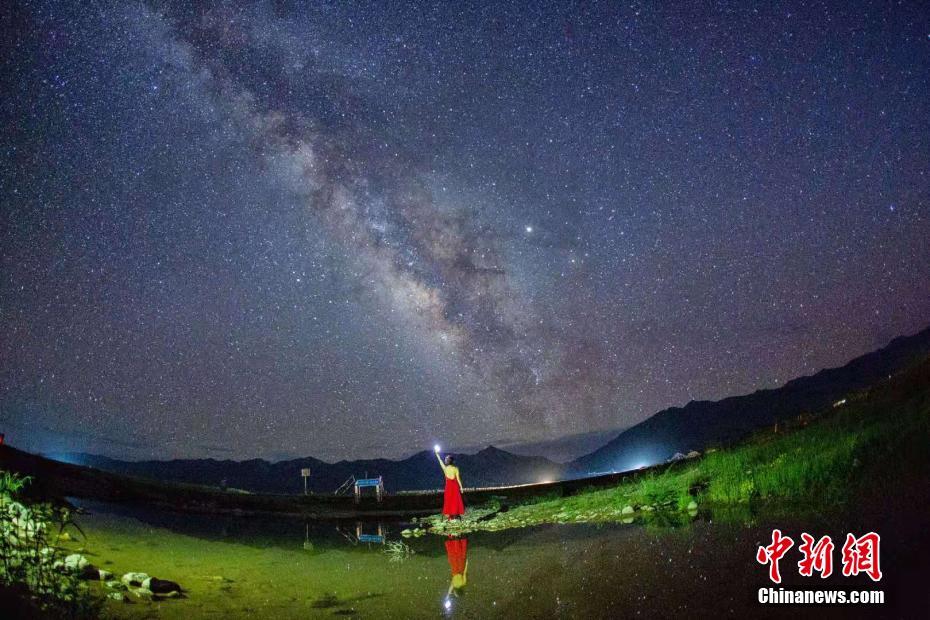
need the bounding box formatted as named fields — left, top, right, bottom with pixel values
left=435, top=451, right=446, bottom=473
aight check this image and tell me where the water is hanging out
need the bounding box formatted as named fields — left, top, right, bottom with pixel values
left=67, top=500, right=924, bottom=619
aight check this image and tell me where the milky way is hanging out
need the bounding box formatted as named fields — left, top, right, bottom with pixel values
left=2, top=1, right=928, bottom=460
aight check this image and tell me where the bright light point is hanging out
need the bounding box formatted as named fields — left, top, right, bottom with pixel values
left=540, top=478, right=553, bottom=484
left=434, top=444, right=441, bottom=453
left=444, top=599, right=452, bottom=610
left=525, top=225, right=533, bottom=233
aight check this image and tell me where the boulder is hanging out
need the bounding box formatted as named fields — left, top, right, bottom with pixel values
left=145, top=577, right=182, bottom=595
left=156, top=590, right=181, bottom=599
left=122, top=572, right=150, bottom=587
left=621, top=505, right=635, bottom=515
left=64, top=554, right=90, bottom=571
left=63, top=554, right=101, bottom=580
left=686, top=500, right=698, bottom=511
left=686, top=451, right=701, bottom=459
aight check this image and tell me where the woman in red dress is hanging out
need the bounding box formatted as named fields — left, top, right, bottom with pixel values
left=434, top=448, right=465, bottom=518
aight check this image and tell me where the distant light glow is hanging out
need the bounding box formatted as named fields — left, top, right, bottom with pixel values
left=524, top=225, right=533, bottom=233
left=434, top=444, right=441, bottom=453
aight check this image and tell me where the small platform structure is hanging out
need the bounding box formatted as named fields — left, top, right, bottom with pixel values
left=334, top=475, right=385, bottom=503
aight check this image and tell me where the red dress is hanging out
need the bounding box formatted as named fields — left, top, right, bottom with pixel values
left=445, top=537, right=468, bottom=575
left=442, top=475, right=465, bottom=517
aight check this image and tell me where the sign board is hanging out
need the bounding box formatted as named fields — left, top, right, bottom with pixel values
left=301, top=468, right=311, bottom=477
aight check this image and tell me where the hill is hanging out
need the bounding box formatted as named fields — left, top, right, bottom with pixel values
left=570, top=325, right=930, bottom=474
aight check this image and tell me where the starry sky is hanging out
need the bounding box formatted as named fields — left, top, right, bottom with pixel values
left=2, top=1, right=929, bottom=462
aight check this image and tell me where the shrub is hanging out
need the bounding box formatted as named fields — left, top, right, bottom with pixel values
left=0, top=470, right=102, bottom=618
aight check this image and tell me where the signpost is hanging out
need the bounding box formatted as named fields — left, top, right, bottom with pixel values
left=301, top=468, right=311, bottom=495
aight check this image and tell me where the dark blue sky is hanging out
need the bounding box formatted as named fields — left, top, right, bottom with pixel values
left=2, top=1, right=928, bottom=461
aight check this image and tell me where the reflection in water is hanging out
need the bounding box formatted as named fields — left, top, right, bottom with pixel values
left=356, top=522, right=386, bottom=544
left=331, top=521, right=387, bottom=546
left=443, top=536, right=468, bottom=612
left=69, top=499, right=926, bottom=618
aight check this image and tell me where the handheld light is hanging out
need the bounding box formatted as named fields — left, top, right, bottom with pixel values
left=434, top=444, right=441, bottom=453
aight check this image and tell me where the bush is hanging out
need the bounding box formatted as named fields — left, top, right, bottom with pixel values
left=0, top=470, right=102, bottom=618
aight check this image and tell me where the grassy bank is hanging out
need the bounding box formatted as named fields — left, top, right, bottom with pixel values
left=410, top=356, right=930, bottom=536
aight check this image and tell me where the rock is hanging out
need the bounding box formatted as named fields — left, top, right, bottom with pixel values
left=204, top=575, right=231, bottom=583
left=621, top=517, right=634, bottom=524
left=64, top=554, right=90, bottom=571
left=642, top=505, right=655, bottom=512
left=122, top=572, right=150, bottom=587
left=146, top=577, right=182, bottom=595
left=621, top=505, right=635, bottom=515
left=686, top=500, right=698, bottom=511
left=131, top=587, right=153, bottom=601
left=155, top=590, right=181, bottom=599
left=686, top=450, right=701, bottom=459
left=58, top=532, right=72, bottom=542
left=106, top=580, right=128, bottom=591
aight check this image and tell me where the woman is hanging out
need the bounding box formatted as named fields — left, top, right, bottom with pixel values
left=434, top=448, right=465, bottom=519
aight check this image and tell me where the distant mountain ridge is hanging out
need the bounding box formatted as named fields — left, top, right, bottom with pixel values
left=569, top=326, right=930, bottom=474
left=50, top=325, right=930, bottom=492
left=51, top=445, right=564, bottom=494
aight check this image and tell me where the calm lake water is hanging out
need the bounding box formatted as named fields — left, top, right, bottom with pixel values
left=69, top=500, right=925, bottom=619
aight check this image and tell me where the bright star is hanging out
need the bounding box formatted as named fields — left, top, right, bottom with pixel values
left=525, top=225, right=533, bottom=234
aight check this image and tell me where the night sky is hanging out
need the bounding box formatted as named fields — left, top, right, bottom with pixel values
left=2, top=1, right=928, bottom=461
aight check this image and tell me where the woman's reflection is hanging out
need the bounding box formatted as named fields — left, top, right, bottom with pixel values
left=444, top=536, right=468, bottom=604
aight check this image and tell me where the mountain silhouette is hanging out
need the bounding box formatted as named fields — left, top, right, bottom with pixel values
left=50, top=325, right=930, bottom=492
left=51, top=444, right=563, bottom=494
left=568, top=325, right=930, bottom=475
